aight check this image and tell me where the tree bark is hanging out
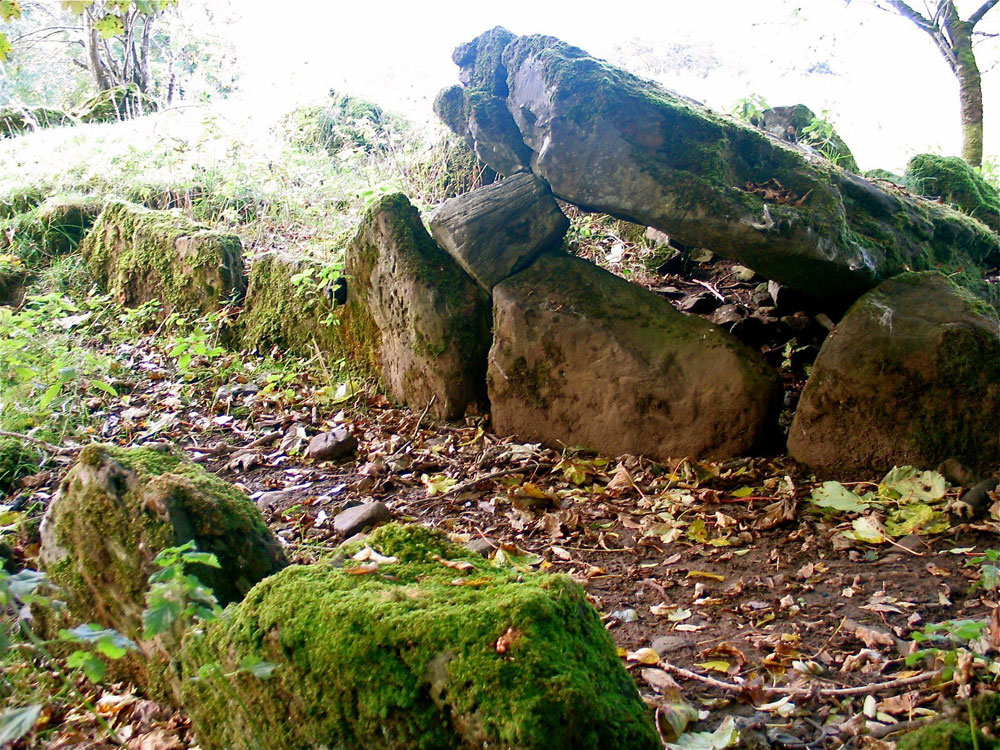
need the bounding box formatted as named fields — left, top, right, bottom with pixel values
left=884, top=0, right=996, bottom=166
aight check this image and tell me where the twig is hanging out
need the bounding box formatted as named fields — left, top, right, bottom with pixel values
left=411, top=395, right=436, bottom=439
left=659, top=659, right=941, bottom=698
left=0, top=430, right=76, bottom=456
left=692, top=278, right=726, bottom=302
left=441, top=463, right=544, bottom=497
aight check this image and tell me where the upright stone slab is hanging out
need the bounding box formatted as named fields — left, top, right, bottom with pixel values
left=179, top=524, right=660, bottom=750
left=489, top=253, right=781, bottom=461
left=437, top=29, right=1000, bottom=307
left=344, top=193, right=491, bottom=420
left=430, top=172, right=569, bottom=290
left=81, top=200, right=246, bottom=314
left=788, top=273, right=1000, bottom=478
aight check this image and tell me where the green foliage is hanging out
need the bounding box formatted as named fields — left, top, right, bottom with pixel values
left=0, top=437, right=38, bottom=495
left=163, top=311, right=227, bottom=377
left=143, top=540, right=222, bottom=639
left=0, top=291, right=120, bottom=442
left=903, top=153, right=1000, bottom=229
left=731, top=94, right=769, bottom=126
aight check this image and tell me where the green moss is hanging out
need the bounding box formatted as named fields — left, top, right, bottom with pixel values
left=0, top=195, right=103, bottom=266
left=80, top=200, right=246, bottom=315
left=0, top=106, right=73, bottom=138
left=896, top=720, right=986, bottom=750
left=180, top=523, right=658, bottom=750
left=279, top=91, right=410, bottom=156
left=0, top=438, right=40, bottom=495
left=904, top=153, right=1000, bottom=231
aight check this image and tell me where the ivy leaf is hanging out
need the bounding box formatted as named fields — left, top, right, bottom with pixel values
left=93, top=13, right=124, bottom=39
left=809, top=481, right=870, bottom=513
left=0, top=704, right=42, bottom=744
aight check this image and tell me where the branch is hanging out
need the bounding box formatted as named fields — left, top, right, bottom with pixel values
left=0, top=430, right=77, bottom=456
left=968, top=0, right=998, bottom=26
left=884, top=0, right=936, bottom=30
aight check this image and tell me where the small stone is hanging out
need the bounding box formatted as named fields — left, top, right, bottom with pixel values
left=678, top=291, right=720, bottom=314
left=333, top=501, right=390, bottom=537
left=464, top=537, right=496, bottom=557
left=306, top=428, right=358, bottom=461
left=650, top=635, right=688, bottom=654
left=731, top=265, right=758, bottom=282
left=711, top=304, right=746, bottom=327
left=644, top=227, right=670, bottom=246
left=215, top=383, right=260, bottom=401
left=609, top=608, right=638, bottom=623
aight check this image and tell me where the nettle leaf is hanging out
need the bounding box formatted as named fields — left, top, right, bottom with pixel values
left=0, top=1, right=21, bottom=22
left=94, top=13, right=124, bottom=39
left=60, top=623, right=136, bottom=652
left=181, top=551, right=221, bottom=568
left=809, top=481, right=870, bottom=514
left=90, top=379, right=118, bottom=397
left=143, top=596, right=182, bottom=637
left=0, top=704, right=42, bottom=744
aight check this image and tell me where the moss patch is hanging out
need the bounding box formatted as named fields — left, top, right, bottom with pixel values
left=903, top=153, right=1000, bottom=231
left=180, top=523, right=658, bottom=750
left=896, top=720, right=987, bottom=750
left=80, top=200, right=246, bottom=315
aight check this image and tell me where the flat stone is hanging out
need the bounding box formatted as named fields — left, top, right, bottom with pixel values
left=678, top=291, right=720, bottom=314
left=333, top=501, right=390, bottom=537
left=464, top=537, right=496, bottom=557
left=429, top=172, right=569, bottom=290
left=651, top=635, right=689, bottom=655
left=306, top=428, right=358, bottom=461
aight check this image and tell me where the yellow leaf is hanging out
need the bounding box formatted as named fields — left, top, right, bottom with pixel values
left=626, top=647, right=660, bottom=665
left=695, top=660, right=732, bottom=674
left=687, top=570, right=725, bottom=581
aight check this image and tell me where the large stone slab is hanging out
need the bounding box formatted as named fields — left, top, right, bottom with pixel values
left=438, top=30, right=1000, bottom=308
left=81, top=200, right=246, bottom=314
left=488, top=253, right=781, bottom=460
left=179, top=523, right=659, bottom=750
left=430, top=172, right=569, bottom=290
left=344, top=193, right=491, bottom=420
left=788, top=272, right=1000, bottom=477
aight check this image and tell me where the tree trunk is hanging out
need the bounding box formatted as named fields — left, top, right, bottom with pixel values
left=943, top=6, right=985, bottom=166
left=83, top=11, right=110, bottom=91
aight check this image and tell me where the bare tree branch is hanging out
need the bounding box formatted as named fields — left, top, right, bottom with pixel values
left=884, top=0, right=936, bottom=30
left=968, top=0, right=998, bottom=26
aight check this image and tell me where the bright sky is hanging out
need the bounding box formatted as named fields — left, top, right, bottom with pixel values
left=229, top=0, right=999, bottom=172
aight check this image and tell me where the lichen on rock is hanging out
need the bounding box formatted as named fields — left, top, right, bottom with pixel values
left=179, top=522, right=659, bottom=750
left=81, top=200, right=247, bottom=315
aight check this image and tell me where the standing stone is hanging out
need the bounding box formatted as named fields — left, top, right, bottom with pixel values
left=788, top=273, right=1000, bottom=477
left=81, top=200, right=246, bottom=314
left=488, top=253, right=781, bottom=461
left=430, top=172, right=569, bottom=290
left=343, top=194, right=491, bottom=420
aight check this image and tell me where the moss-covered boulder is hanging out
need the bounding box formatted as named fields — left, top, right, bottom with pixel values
left=896, top=720, right=987, bottom=750
left=179, top=523, right=659, bottom=750
left=38, top=444, right=286, bottom=697
left=0, top=106, right=74, bottom=138
left=759, top=104, right=859, bottom=172
left=342, top=193, right=491, bottom=420
left=903, top=153, right=1000, bottom=232
left=0, top=195, right=104, bottom=262
left=438, top=29, right=999, bottom=307
left=788, top=272, right=1000, bottom=477
left=81, top=200, right=246, bottom=314
left=489, top=252, right=781, bottom=461
left=238, top=251, right=343, bottom=357
left=74, top=84, right=157, bottom=124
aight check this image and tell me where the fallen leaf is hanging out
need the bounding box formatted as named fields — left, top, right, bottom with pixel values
left=626, top=647, right=661, bottom=665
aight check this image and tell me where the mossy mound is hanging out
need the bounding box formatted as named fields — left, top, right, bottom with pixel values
left=903, top=153, right=1000, bottom=232
left=74, top=84, right=157, bottom=124
left=280, top=91, right=409, bottom=156
left=0, top=438, right=40, bottom=496
left=896, top=720, right=987, bottom=750
left=81, top=200, right=247, bottom=315
left=0, top=106, right=74, bottom=138
left=39, top=443, right=286, bottom=655
left=180, top=523, right=659, bottom=750
left=0, top=254, right=28, bottom=305
left=0, top=195, right=104, bottom=265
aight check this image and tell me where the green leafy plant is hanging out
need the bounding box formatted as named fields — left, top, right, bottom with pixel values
left=0, top=564, right=137, bottom=744
left=906, top=618, right=989, bottom=677
left=163, top=311, right=227, bottom=377
left=731, top=94, right=769, bottom=126
left=142, top=539, right=223, bottom=639
left=967, top=549, right=1000, bottom=593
